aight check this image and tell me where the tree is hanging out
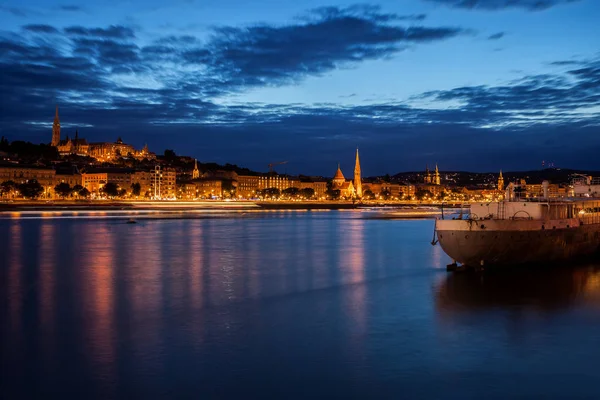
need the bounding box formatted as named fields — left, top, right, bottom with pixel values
left=282, top=187, right=300, bottom=198
left=54, top=182, right=72, bottom=199
left=1, top=180, right=17, bottom=198
left=299, top=188, right=315, bottom=199
left=363, top=189, right=375, bottom=200
left=328, top=189, right=341, bottom=200
left=415, top=188, right=433, bottom=201
left=437, top=192, right=447, bottom=201
left=78, top=187, right=90, bottom=198
left=164, top=149, right=177, bottom=161
left=131, top=182, right=141, bottom=197
left=18, top=180, right=44, bottom=199
left=0, top=136, right=9, bottom=152
left=72, top=184, right=84, bottom=193
left=325, top=181, right=341, bottom=200
left=118, top=188, right=127, bottom=198
left=380, top=190, right=392, bottom=200
left=102, top=182, right=120, bottom=198
left=261, top=187, right=281, bottom=199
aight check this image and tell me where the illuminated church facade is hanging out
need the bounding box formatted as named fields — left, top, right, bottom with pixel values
left=51, top=106, right=155, bottom=161
left=331, top=148, right=362, bottom=198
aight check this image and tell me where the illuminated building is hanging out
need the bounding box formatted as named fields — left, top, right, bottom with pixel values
left=56, top=130, right=90, bottom=156
left=81, top=167, right=177, bottom=198
left=0, top=165, right=56, bottom=197
left=236, top=175, right=260, bottom=198
left=81, top=169, right=134, bottom=194
left=354, top=148, right=362, bottom=198
left=331, top=164, right=355, bottom=198
left=299, top=181, right=328, bottom=198
left=180, top=179, right=223, bottom=199
left=434, top=164, right=441, bottom=185
left=51, top=106, right=60, bottom=146
left=192, top=159, right=200, bottom=179
left=50, top=107, right=155, bottom=160
left=424, top=165, right=432, bottom=184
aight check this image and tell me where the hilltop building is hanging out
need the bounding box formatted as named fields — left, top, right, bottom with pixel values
left=192, top=159, right=200, bottom=179
left=51, top=106, right=61, bottom=146
left=498, top=170, right=504, bottom=191
left=434, top=164, right=441, bottom=185
left=50, top=106, right=155, bottom=161
left=424, top=164, right=441, bottom=185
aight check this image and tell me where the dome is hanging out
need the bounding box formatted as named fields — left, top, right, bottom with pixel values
left=333, top=165, right=345, bottom=180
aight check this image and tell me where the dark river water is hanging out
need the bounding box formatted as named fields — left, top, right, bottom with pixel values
left=3, top=210, right=600, bottom=399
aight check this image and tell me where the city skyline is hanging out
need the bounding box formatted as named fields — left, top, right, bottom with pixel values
left=1, top=0, right=599, bottom=175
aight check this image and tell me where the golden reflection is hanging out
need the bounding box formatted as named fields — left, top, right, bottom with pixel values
left=340, top=218, right=367, bottom=353
left=126, top=221, right=163, bottom=366
left=39, top=222, right=56, bottom=338
left=80, top=223, right=116, bottom=389
left=8, top=222, right=22, bottom=336
left=188, top=222, right=204, bottom=311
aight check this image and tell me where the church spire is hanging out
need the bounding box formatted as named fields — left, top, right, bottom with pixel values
left=192, top=158, right=200, bottom=179
left=498, top=170, right=504, bottom=191
left=434, top=163, right=440, bottom=185
left=354, top=147, right=362, bottom=198
left=51, top=105, right=61, bottom=146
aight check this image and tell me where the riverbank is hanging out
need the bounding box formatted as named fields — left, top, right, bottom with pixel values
left=0, top=199, right=465, bottom=212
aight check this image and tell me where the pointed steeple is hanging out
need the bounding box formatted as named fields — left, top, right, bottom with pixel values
left=434, top=163, right=440, bottom=185
left=354, top=147, right=362, bottom=198
left=192, top=158, right=200, bottom=179
left=498, top=169, right=505, bottom=191
left=51, top=105, right=61, bottom=146
left=75, top=130, right=79, bottom=140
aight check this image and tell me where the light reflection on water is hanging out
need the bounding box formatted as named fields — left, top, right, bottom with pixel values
left=3, top=212, right=600, bottom=398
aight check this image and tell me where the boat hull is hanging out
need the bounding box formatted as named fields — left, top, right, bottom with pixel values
left=435, top=218, right=600, bottom=267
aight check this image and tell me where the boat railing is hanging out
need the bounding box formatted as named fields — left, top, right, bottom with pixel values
left=580, top=213, right=600, bottom=225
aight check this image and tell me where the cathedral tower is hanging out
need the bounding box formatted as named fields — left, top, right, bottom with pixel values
left=354, top=148, right=362, bottom=198
left=498, top=170, right=504, bottom=191
left=192, top=159, right=200, bottom=179
left=51, top=106, right=61, bottom=146
left=434, top=164, right=440, bottom=185
left=425, top=165, right=431, bottom=184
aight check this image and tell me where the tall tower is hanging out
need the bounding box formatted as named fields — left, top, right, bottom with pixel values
left=425, top=165, right=431, bottom=184
left=192, top=159, right=200, bottom=179
left=434, top=164, right=440, bottom=185
left=498, top=170, right=504, bottom=191
left=354, top=148, right=362, bottom=198
left=51, top=105, right=61, bottom=146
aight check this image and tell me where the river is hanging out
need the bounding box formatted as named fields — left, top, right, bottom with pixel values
left=2, top=210, right=600, bottom=398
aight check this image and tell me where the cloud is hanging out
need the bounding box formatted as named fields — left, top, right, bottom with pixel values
left=22, top=24, right=60, bottom=34
left=64, top=25, right=136, bottom=39
left=416, top=56, right=600, bottom=129
left=487, top=32, right=504, bottom=40
left=1, top=7, right=599, bottom=173
left=422, top=0, right=580, bottom=11
left=0, top=5, right=30, bottom=17
left=59, top=5, right=83, bottom=12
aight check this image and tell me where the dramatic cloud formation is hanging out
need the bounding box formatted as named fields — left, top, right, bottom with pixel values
left=0, top=3, right=598, bottom=173
left=422, top=0, right=579, bottom=11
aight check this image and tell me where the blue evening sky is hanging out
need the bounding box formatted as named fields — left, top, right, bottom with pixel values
left=1, top=0, right=599, bottom=175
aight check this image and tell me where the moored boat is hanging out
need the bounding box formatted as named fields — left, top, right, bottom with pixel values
left=435, top=182, right=600, bottom=268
